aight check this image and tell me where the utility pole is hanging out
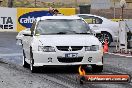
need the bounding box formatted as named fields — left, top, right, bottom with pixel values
left=75, top=0, right=77, bottom=7
left=35, top=0, right=37, bottom=7
left=8, top=0, right=13, bottom=7
left=113, top=0, right=116, bottom=19
left=0, top=0, right=2, bottom=6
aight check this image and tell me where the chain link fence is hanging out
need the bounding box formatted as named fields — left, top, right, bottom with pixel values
left=90, top=0, right=132, bottom=19
left=0, top=0, right=90, bottom=7
left=0, top=0, right=132, bottom=19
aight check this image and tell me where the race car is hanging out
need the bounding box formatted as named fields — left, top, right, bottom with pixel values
left=21, top=16, right=103, bottom=73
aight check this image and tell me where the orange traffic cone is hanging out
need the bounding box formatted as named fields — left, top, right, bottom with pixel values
left=103, top=39, right=108, bottom=53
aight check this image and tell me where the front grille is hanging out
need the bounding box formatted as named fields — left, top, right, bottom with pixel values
left=56, top=46, right=69, bottom=51
left=57, top=57, right=83, bottom=63
left=71, top=46, right=83, bottom=51
left=56, top=46, right=83, bottom=51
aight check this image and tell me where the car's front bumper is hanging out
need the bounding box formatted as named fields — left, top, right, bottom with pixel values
left=32, top=50, right=103, bottom=66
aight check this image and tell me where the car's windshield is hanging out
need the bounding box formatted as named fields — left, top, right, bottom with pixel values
left=35, top=19, right=91, bottom=35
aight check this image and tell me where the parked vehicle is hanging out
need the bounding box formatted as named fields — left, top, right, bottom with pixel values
left=21, top=16, right=103, bottom=73
left=76, top=14, right=119, bottom=45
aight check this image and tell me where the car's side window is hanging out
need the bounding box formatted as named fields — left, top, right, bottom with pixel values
left=79, top=15, right=103, bottom=24
left=94, top=17, right=103, bottom=24
left=30, top=21, right=36, bottom=35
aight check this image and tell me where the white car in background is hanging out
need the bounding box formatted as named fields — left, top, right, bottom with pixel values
left=16, top=28, right=30, bottom=45
left=21, top=16, right=103, bottom=73
left=76, top=14, right=119, bottom=45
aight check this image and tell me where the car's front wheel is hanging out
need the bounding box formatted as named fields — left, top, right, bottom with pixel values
left=96, top=32, right=112, bottom=46
left=30, top=47, right=37, bottom=73
left=22, top=49, right=29, bottom=68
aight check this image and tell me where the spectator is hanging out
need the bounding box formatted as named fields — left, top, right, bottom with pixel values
left=53, top=9, right=63, bottom=16
left=46, top=7, right=54, bottom=16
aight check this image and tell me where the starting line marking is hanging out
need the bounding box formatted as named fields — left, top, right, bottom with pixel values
left=0, top=53, right=22, bottom=57
left=108, top=52, right=132, bottom=58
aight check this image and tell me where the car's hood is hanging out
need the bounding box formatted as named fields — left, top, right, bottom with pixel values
left=36, top=35, right=101, bottom=46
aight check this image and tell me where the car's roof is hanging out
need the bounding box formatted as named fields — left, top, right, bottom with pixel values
left=76, top=14, right=107, bottom=19
left=36, top=16, right=82, bottom=21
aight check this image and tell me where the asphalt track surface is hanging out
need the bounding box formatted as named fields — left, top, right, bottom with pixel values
left=0, top=32, right=132, bottom=88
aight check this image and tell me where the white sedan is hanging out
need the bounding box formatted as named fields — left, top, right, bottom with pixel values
left=76, top=14, right=119, bottom=45
left=21, top=16, right=103, bottom=73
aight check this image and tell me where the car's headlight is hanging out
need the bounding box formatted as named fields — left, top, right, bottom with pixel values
left=85, top=45, right=99, bottom=51
left=38, top=46, right=56, bottom=52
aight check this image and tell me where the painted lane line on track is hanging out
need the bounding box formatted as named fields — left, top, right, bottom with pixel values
left=0, top=53, right=22, bottom=56
left=108, top=52, right=132, bottom=58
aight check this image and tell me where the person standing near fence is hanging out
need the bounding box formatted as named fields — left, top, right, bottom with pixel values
left=53, top=9, right=63, bottom=16
left=46, top=7, right=54, bottom=16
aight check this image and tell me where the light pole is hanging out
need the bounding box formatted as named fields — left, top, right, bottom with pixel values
left=113, top=0, right=116, bottom=19
left=120, top=0, right=127, bottom=20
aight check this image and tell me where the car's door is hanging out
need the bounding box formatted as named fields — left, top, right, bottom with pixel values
left=22, top=22, right=36, bottom=62
left=78, top=15, right=103, bottom=30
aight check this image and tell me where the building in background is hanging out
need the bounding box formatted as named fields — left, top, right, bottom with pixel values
left=90, top=0, right=111, bottom=9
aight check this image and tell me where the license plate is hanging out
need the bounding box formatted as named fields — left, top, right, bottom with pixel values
left=65, top=53, right=78, bottom=58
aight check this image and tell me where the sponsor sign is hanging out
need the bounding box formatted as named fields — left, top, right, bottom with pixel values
left=17, top=8, right=75, bottom=32
left=0, top=8, right=17, bottom=31
left=78, top=74, right=131, bottom=84
left=18, top=10, right=49, bottom=28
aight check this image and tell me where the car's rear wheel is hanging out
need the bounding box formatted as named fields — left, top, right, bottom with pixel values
left=30, top=47, right=37, bottom=73
left=96, top=32, right=112, bottom=46
left=92, top=65, right=103, bottom=73
left=22, top=49, right=29, bottom=68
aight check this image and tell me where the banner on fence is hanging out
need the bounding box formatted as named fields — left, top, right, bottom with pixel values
left=0, top=8, right=17, bottom=31
left=17, top=8, right=76, bottom=32
left=0, top=7, right=75, bottom=32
